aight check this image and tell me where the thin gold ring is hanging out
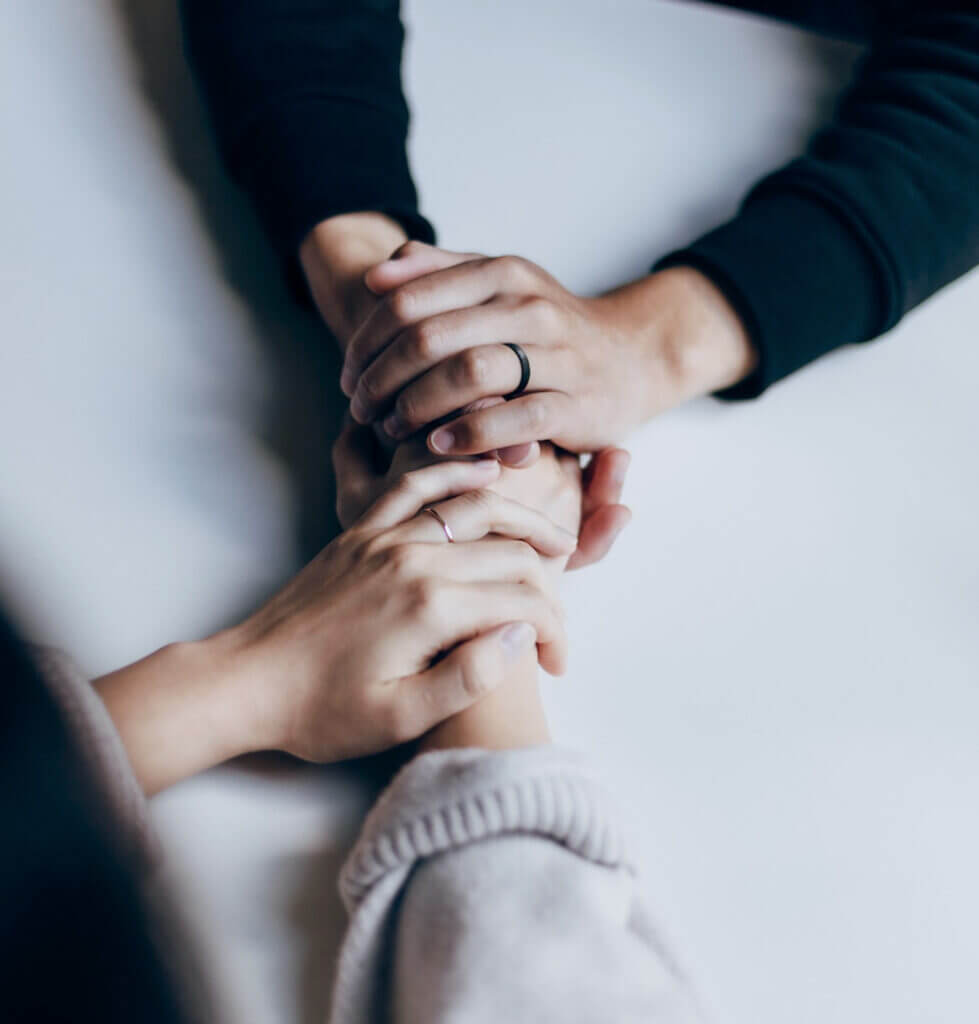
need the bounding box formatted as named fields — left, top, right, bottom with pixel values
left=424, top=506, right=455, bottom=543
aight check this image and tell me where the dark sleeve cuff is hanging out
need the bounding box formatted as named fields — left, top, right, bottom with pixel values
left=235, top=96, right=436, bottom=259
left=656, top=187, right=893, bottom=400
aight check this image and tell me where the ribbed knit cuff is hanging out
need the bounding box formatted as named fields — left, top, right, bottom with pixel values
left=658, top=184, right=894, bottom=400
left=340, top=746, right=631, bottom=912
left=31, top=646, right=154, bottom=867
left=232, top=95, right=436, bottom=260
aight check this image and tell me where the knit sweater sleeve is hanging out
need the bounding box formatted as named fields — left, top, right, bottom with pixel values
left=660, top=4, right=979, bottom=398
left=329, top=747, right=703, bottom=1024
left=30, top=646, right=154, bottom=867
left=178, top=0, right=435, bottom=260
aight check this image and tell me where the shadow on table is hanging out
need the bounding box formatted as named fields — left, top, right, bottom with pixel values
left=285, top=840, right=353, bottom=1024
left=111, top=0, right=345, bottom=570
left=111, top=3, right=372, bottom=1022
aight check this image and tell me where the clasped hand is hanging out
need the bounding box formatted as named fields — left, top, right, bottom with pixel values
left=341, top=242, right=649, bottom=459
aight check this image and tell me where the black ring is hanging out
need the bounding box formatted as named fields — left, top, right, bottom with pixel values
left=503, top=342, right=531, bottom=400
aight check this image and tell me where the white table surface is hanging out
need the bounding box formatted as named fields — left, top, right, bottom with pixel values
left=3, top=2, right=978, bottom=1022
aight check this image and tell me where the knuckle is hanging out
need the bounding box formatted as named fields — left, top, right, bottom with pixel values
left=359, top=370, right=382, bottom=402
left=395, top=388, right=422, bottom=426
left=396, top=239, right=427, bottom=259
left=360, top=532, right=390, bottom=562
left=395, top=471, right=423, bottom=502
left=386, top=287, right=416, bottom=324
left=525, top=296, right=562, bottom=335
left=494, top=254, right=533, bottom=288
left=408, top=577, right=442, bottom=618
left=388, top=542, right=425, bottom=577
left=459, top=347, right=493, bottom=389
left=408, top=321, right=441, bottom=362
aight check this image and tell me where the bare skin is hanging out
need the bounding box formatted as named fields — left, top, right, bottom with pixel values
left=95, top=459, right=574, bottom=794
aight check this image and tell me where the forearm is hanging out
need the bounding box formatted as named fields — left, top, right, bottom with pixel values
left=300, top=212, right=408, bottom=347
left=93, top=634, right=263, bottom=796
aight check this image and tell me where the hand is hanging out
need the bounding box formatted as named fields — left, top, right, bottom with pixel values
left=301, top=221, right=632, bottom=568
left=228, top=458, right=575, bottom=765
left=333, top=417, right=631, bottom=571
left=412, top=443, right=634, bottom=752
left=341, top=242, right=756, bottom=458
left=96, top=460, right=574, bottom=792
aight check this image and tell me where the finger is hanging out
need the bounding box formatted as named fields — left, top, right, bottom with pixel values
left=393, top=538, right=552, bottom=588
left=428, top=392, right=573, bottom=457
left=343, top=255, right=543, bottom=391
left=566, top=504, right=632, bottom=571
left=434, top=580, right=567, bottom=673
left=495, top=441, right=540, bottom=468
left=355, top=297, right=564, bottom=425
left=376, top=341, right=563, bottom=437
left=359, top=459, right=500, bottom=530
left=393, top=487, right=577, bottom=557
left=393, top=621, right=538, bottom=736
left=581, top=448, right=630, bottom=515
left=364, top=242, right=479, bottom=295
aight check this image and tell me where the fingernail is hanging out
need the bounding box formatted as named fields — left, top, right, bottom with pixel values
left=430, top=427, right=455, bottom=453
left=500, top=622, right=535, bottom=660
left=383, top=411, right=408, bottom=439
left=340, top=368, right=355, bottom=396
left=350, top=392, right=369, bottom=423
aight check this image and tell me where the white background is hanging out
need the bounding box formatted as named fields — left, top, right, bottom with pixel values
left=2, top=2, right=977, bottom=1022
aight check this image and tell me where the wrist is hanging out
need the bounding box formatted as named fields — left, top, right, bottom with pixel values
left=599, top=266, right=757, bottom=420
left=94, top=633, right=266, bottom=795
left=417, top=653, right=551, bottom=754
left=299, top=212, right=408, bottom=346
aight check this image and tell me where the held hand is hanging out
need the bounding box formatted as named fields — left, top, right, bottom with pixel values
left=332, top=417, right=631, bottom=571
left=229, top=459, right=573, bottom=764
left=341, top=242, right=756, bottom=459
left=300, top=220, right=634, bottom=568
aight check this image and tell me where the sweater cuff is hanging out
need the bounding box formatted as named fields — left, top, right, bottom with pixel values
left=657, top=187, right=892, bottom=399
left=232, top=95, right=436, bottom=260
left=340, top=746, right=632, bottom=913
left=30, top=646, right=154, bottom=867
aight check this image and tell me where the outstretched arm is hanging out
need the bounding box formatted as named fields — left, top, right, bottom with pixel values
left=91, top=460, right=573, bottom=794
left=338, top=7, right=979, bottom=457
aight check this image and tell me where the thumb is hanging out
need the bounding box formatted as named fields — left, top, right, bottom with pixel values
left=398, top=622, right=537, bottom=729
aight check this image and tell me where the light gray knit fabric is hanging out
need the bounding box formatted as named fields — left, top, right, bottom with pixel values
left=34, top=648, right=704, bottom=1023
left=331, top=747, right=704, bottom=1024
